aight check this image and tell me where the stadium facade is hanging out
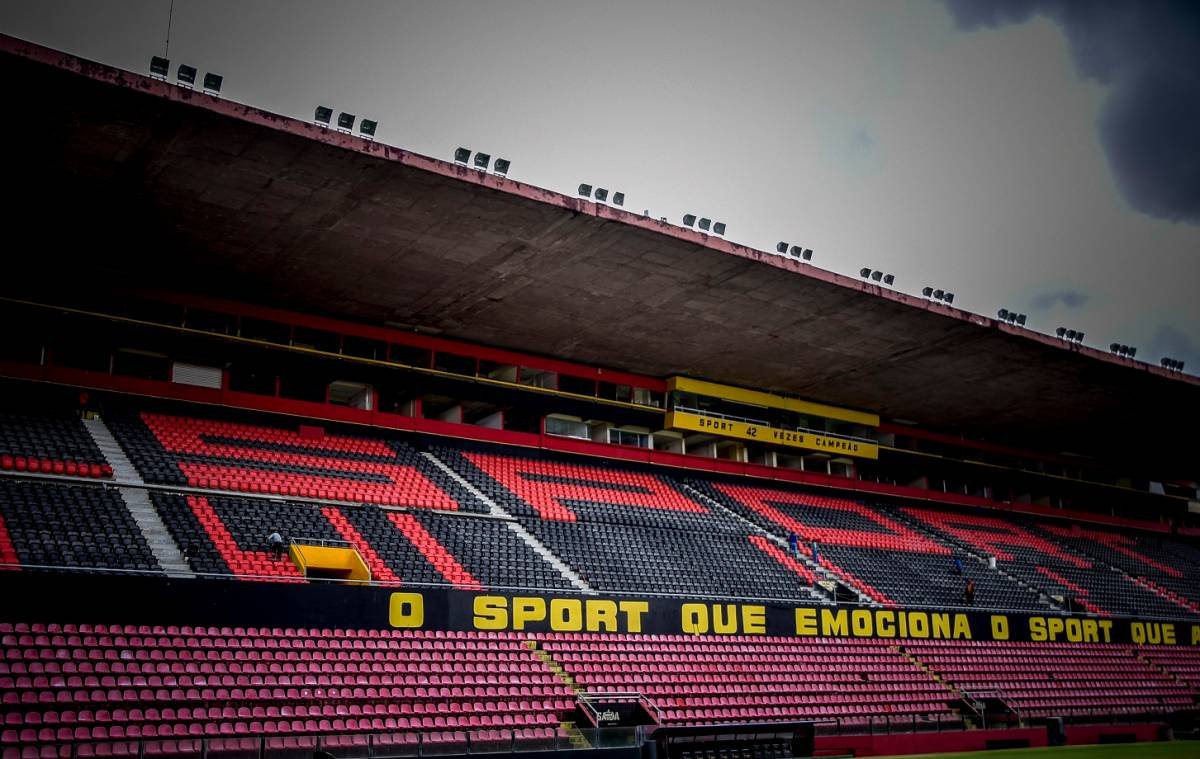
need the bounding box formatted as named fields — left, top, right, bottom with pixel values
left=1, top=33, right=1198, bottom=758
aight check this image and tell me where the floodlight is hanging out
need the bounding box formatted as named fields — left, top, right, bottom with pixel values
left=612, top=192, right=624, bottom=206
left=493, top=158, right=510, bottom=175
left=923, top=287, right=934, bottom=297
left=337, top=112, right=355, bottom=130
left=870, top=270, right=883, bottom=282
left=713, top=222, right=726, bottom=235
left=790, top=246, right=803, bottom=258
left=802, top=248, right=812, bottom=260
left=176, top=64, right=196, bottom=86
left=683, top=214, right=697, bottom=227
left=202, top=72, right=222, bottom=94
left=1016, top=314, right=1026, bottom=326
left=473, top=152, right=490, bottom=170
left=1128, top=347, right=1136, bottom=358
left=1074, top=332, right=1084, bottom=342
left=315, top=106, right=333, bottom=125
left=1111, top=343, right=1120, bottom=353
left=594, top=188, right=609, bottom=202
left=860, top=268, right=872, bottom=278
left=1056, top=327, right=1067, bottom=337
left=943, top=293, right=954, bottom=304
left=359, top=119, right=378, bottom=137
left=578, top=183, right=592, bottom=197
left=150, top=56, right=169, bottom=78
left=455, top=147, right=471, bottom=164
left=883, top=274, right=895, bottom=286
left=998, top=309, right=1009, bottom=319
left=777, top=242, right=789, bottom=253
left=933, top=289, right=944, bottom=300
left=698, top=218, right=711, bottom=232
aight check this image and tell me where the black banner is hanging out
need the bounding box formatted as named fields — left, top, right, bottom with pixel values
left=4, top=574, right=1198, bottom=646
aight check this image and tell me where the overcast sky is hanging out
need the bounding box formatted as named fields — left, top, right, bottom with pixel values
left=2, top=0, right=1197, bottom=373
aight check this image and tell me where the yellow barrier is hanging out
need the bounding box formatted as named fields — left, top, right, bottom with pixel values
left=288, top=543, right=371, bottom=584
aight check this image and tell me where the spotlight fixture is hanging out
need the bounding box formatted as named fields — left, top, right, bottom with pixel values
left=713, top=222, right=727, bottom=236
left=778, top=242, right=790, bottom=254
left=594, top=187, right=609, bottom=202
left=1056, top=327, right=1085, bottom=344
left=454, top=147, right=471, bottom=164
left=315, top=106, right=333, bottom=125
left=612, top=191, right=624, bottom=206
left=493, top=158, right=511, bottom=176
left=337, top=112, right=356, bottom=131
left=684, top=212, right=723, bottom=233
left=202, top=72, right=223, bottom=94
left=923, top=287, right=934, bottom=298
left=861, top=268, right=895, bottom=285
left=998, top=309, right=1027, bottom=326
left=176, top=64, right=196, bottom=87
left=577, top=183, right=592, bottom=197
left=149, top=56, right=170, bottom=78
left=359, top=119, right=378, bottom=138
left=473, top=152, right=491, bottom=170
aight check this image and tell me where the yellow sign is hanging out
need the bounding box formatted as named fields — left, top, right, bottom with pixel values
left=666, top=410, right=879, bottom=459
left=668, top=376, right=879, bottom=427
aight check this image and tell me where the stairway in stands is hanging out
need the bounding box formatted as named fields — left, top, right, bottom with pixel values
left=83, top=416, right=192, bottom=577
left=678, top=482, right=839, bottom=605
left=524, top=640, right=589, bottom=749
left=423, top=451, right=592, bottom=593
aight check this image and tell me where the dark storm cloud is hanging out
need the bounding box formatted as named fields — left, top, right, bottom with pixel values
left=943, top=0, right=1200, bottom=225
left=1029, top=289, right=1090, bottom=310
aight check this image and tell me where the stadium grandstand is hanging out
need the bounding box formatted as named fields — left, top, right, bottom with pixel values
left=2, top=32, right=1200, bottom=759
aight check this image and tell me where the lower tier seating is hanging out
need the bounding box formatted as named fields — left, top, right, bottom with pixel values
left=0, top=481, right=158, bottom=573
left=0, top=626, right=574, bottom=754
left=540, top=634, right=958, bottom=725
left=906, top=640, right=1198, bottom=719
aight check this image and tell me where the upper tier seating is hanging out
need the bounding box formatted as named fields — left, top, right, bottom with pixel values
left=107, top=411, right=482, bottom=512
left=0, top=412, right=110, bottom=480
left=151, top=493, right=571, bottom=590
left=906, top=640, right=1198, bottom=719
left=897, top=507, right=1190, bottom=618
left=0, top=625, right=574, bottom=754
left=0, top=481, right=157, bottom=573
left=540, top=634, right=958, bottom=725
left=434, top=445, right=817, bottom=599
left=1033, top=524, right=1200, bottom=611
left=690, top=481, right=1041, bottom=609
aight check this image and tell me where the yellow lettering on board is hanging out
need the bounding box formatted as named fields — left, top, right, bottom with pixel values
left=473, top=596, right=508, bottom=630
left=388, top=592, right=425, bottom=629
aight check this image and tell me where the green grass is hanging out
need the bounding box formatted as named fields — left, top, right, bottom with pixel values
left=879, top=742, right=1200, bottom=759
